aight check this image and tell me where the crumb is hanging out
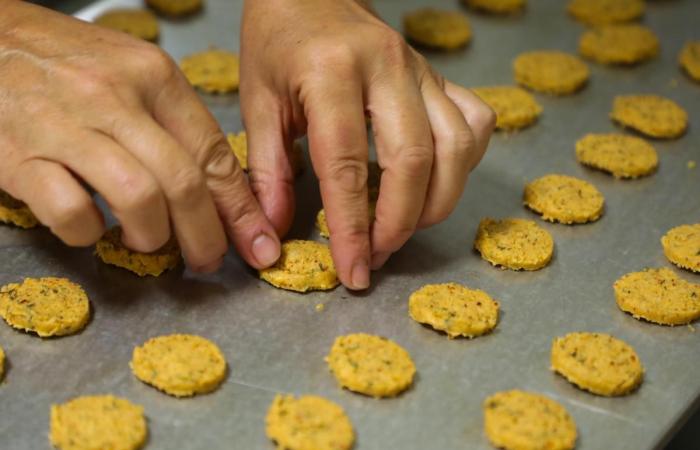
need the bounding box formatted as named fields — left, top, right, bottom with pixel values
left=688, top=160, right=697, bottom=169
left=669, top=78, right=679, bottom=88
left=315, top=303, right=325, bottom=312
left=688, top=324, right=696, bottom=332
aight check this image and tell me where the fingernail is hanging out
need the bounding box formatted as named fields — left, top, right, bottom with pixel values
left=195, top=256, right=223, bottom=274
left=371, top=252, right=391, bottom=271
left=351, top=260, right=370, bottom=290
left=252, top=233, right=280, bottom=267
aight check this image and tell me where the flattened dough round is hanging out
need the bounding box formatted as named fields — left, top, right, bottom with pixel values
left=0, top=190, right=38, bottom=229
left=614, top=268, right=700, bottom=325
left=513, top=51, right=589, bottom=95
left=551, top=332, right=643, bottom=396
left=662, top=224, right=700, bottom=273
left=579, top=24, right=659, bottom=64
left=259, top=240, right=339, bottom=292
left=145, top=0, right=201, bottom=16
left=326, top=333, right=416, bottom=398
left=484, top=390, right=577, bottom=450
left=611, top=95, right=688, bottom=139
left=94, top=9, right=159, bottom=41
left=461, top=0, right=525, bottom=14
left=524, top=174, right=604, bottom=224
left=95, top=226, right=181, bottom=277
left=403, top=8, right=472, bottom=50
left=575, top=133, right=658, bottom=178
left=472, top=86, right=542, bottom=130
left=180, top=48, right=239, bottom=93
left=679, top=41, right=700, bottom=82
left=474, top=218, right=554, bottom=271
left=50, top=395, right=147, bottom=450
left=131, top=334, right=227, bottom=397
left=227, top=131, right=304, bottom=175
left=265, top=394, right=355, bottom=450
left=408, top=283, right=499, bottom=338
left=0, top=277, right=90, bottom=337
left=567, top=0, right=644, bottom=26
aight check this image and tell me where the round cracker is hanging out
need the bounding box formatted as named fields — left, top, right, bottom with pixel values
left=611, top=94, right=688, bottom=139
left=661, top=224, right=700, bottom=273
left=679, top=41, right=700, bottom=82
left=575, top=133, right=658, bottom=179
left=461, top=0, right=525, bottom=14
left=0, top=190, right=38, bottom=229
left=513, top=51, right=589, bottom=95
left=524, top=174, right=604, bottom=224
left=259, top=240, right=339, bottom=292
left=326, top=333, right=416, bottom=398
left=180, top=48, right=239, bottom=94
left=94, top=8, right=159, bottom=41
left=472, top=86, right=542, bottom=130
left=95, top=226, right=181, bottom=277
left=567, top=0, right=644, bottom=26
left=474, top=218, right=554, bottom=271
left=403, top=8, right=472, bottom=50
left=145, top=0, right=202, bottom=17
left=579, top=24, right=659, bottom=65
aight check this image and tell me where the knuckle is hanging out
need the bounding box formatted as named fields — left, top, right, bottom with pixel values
left=378, top=30, right=411, bottom=68
left=395, top=144, right=433, bottom=178
left=133, top=44, right=177, bottom=82
left=322, top=158, right=368, bottom=195
left=200, top=134, right=238, bottom=180
left=439, top=128, right=474, bottom=168
left=47, top=196, right=94, bottom=230
left=306, top=41, right=356, bottom=74
left=118, top=173, right=161, bottom=211
left=167, top=166, right=206, bottom=205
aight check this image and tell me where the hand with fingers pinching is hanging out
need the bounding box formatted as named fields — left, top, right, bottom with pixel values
left=241, top=0, right=496, bottom=290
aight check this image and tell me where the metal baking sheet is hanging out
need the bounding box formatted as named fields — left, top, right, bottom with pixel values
left=1, top=0, right=699, bottom=449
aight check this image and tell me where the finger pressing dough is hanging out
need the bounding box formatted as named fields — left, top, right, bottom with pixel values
left=575, top=133, right=658, bottom=179
left=614, top=268, right=700, bottom=326
left=0, top=190, right=38, bottom=229
left=0, top=277, right=90, bottom=337
left=474, top=218, right=554, bottom=271
left=461, top=0, right=526, bottom=14
left=408, top=282, right=499, bottom=338
left=403, top=8, right=472, bottom=50
left=326, top=333, right=416, bottom=398
left=259, top=240, right=339, bottom=292
left=579, top=24, right=659, bottom=65
left=567, top=0, right=644, bottom=26
left=661, top=224, right=700, bottom=273
left=679, top=41, right=700, bottom=82
left=94, top=9, right=159, bottom=41
left=524, top=174, right=604, bottom=224
left=513, top=51, right=590, bottom=95
left=180, top=48, right=239, bottom=93
left=227, top=131, right=305, bottom=175
left=265, top=394, right=355, bottom=450
left=316, top=202, right=376, bottom=239
left=611, top=94, right=688, bottom=139
left=551, top=332, right=644, bottom=396
left=50, top=395, right=147, bottom=450
left=95, top=226, right=181, bottom=277
left=484, top=390, right=577, bottom=450
left=146, top=0, right=202, bottom=17
left=131, top=334, right=227, bottom=397
left=472, top=86, right=542, bottom=130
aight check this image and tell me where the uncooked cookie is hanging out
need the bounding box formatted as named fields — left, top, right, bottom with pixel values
left=0, top=190, right=38, bottom=229
left=661, top=224, right=700, bottom=273
left=180, top=48, right=239, bottom=94
left=265, top=394, right=355, bottom=450
left=403, top=8, right=472, bottom=50
left=484, top=390, right=577, bottom=450
left=474, top=218, right=554, bottom=271
left=50, top=395, right=147, bottom=450
left=524, top=174, right=604, bottom=224
left=316, top=202, right=376, bottom=239
left=408, top=282, right=499, bottom=338
left=611, top=95, right=688, bottom=139
left=513, top=51, right=590, bottom=95
left=461, top=0, right=525, bottom=14
left=579, top=24, right=659, bottom=65
left=146, top=0, right=202, bottom=17
left=567, top=0, right=644, bottom=26
left=94, top=9, right=159, bottom=41
left=259, top=240, right=339, bottom=293
left=95, top=226, right=180, bottom=277
left=131, top=334, right=227, bottom=397
left=326, top=333, right=416, bottom=398
left=551, top=332, right=644, bottom=396
left=575, top=133, right=658, bottom=179
left=472, top=86, right=542, bottom=130
left=679, top=41, right=700, bottom=82
left=614, top=268, right=700, bottom=326
left=226, top=131, right=304, bottom=175
left=0, top=277, right=90, bottom=338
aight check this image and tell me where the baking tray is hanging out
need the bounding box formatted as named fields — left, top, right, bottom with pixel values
left=0, top=0, right=699, bottom=449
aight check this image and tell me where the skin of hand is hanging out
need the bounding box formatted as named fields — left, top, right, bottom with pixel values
left=240, top=0, right=496, bottom=290
left=0, top=1, right=281, bottom=273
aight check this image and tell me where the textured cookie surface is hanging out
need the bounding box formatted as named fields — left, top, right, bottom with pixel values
left=484, top=390, right=577, bottom=450
left=180, top=48, right=239, bottom=93
left=524, top=174, right=604, bottom=224
left=96, top=226, right=181, bottom=277
left=575, top=133, right=657, bottom=179
left=614, top=268, right=700, bottom=325
left=513, top=51, right=589, bottom=95
left=679, top=41, right=700, bottom=81
left=408, top=283, right=499, bottom=338
left=131, top=334, right=227, bottom=397
left=579, top=24, right=659, bottom=64
left=260, top=240, right=339, bottom=292
left=50, top=395, right=147, bottom=450
left=472, top=86, right=542, bottom=130
left=474, top=218, right=554, bottom=271
left=0, top=190, right=38, bottom=229
left=611, top=95, right=688, bottom=139
left=265, top=394, right=355, bottom=450
left=661, top=224, right=700, bottom=273
left=326, top=333, right=416, bottom=398
left=461, top=0, right=525, bottom=14
left=403, top=8, right=472, bottom=50
left=567, top=0, right=644, bottom=25
left=146, top=0, right=201, bottom=16
left=0, top=277, right=90, bottom=337
left=94, top=9, right=159, bottom=41
left=551, top=332, right=644, bottom=396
